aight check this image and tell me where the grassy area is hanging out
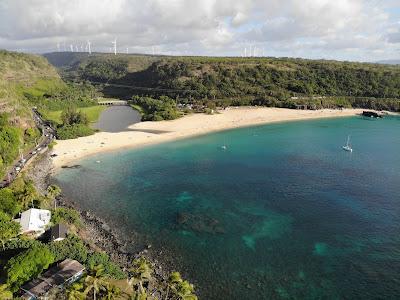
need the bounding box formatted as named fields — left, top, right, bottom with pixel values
left=43, top=105, right=106, bottom=125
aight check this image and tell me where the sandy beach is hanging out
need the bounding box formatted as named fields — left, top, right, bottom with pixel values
left=51, top=107, right=366, bottom=169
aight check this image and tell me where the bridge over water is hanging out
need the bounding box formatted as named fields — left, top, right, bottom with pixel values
left=97, top=99, right=128, bottom=106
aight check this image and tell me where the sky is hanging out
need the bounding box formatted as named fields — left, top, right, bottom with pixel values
left=0, top=0, right=399, bottom=62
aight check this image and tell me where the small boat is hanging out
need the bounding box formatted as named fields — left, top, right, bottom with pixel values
left=221, top=145, right=227, bottom=150
left=342, top=135, right=353, bottom=152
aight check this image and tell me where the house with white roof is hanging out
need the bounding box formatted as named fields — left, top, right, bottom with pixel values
left=16, top=208, right=51, bottom=234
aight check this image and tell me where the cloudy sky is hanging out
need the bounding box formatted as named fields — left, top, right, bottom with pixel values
left=0, top=0, right=399, bottom=61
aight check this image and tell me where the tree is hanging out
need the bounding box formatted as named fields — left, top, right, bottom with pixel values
left=0, top=212, right=20, bottom=250
left=84, top=265, right=109, bottom=300
left=46, top=184, right=61, bottom=200
left=167, top=272, right=197, bottom=300
left=48, top=235, right=88, bottom=263
left=0, top=188, right=21, bottom=217
left=18, top=180, right=40, bottom=208
left=103, top=284, right=121, bottom=300
left=128, top=257, right=153, bottom=295
left=87, top=252, right=126, bottom=280
left=6, top=245, right=55, bottom=291
left=0, top=284, right=13, bottom=300
left=51, top=207, right=82, bottom=227
left=61, top=106, right=89, bottom=126
left=67, top=282, right=86, bottom=300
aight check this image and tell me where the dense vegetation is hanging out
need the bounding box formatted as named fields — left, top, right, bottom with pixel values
left=50, top=52, right=400, bottom=112
left=56, top=106, right=95, bottom=140
left=79, top=58, right=129, bottom=81
left=131, top=95, right=181, bottom=121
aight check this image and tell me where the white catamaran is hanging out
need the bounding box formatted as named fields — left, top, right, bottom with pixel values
left=342, top=135, right=353, bottom=152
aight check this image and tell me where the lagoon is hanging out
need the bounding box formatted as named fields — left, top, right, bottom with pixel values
left=55, top=116, right=400, bottom=299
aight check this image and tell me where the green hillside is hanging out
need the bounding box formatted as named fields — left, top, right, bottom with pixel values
left=44, top=53, right=400, bottom=111
left=0, top=50, right=101, bottom=176
left=0, top=50, right=65, bottom=176
left=0, top=50, right=64, bottom=128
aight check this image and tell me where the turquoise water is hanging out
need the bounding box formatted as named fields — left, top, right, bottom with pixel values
left=55, top=116, right=400, bottom=299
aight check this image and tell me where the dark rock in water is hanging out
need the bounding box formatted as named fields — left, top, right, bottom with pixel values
left=61, top=164, right=82, bottom=169
left=362, top=111, right=383, bottom=118
left=177, top=212, right=190, bottom=224
left=175, top=212, right=225, bottom=234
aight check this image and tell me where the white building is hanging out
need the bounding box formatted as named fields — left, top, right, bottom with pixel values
left=16, top=208, right=51, bottom=234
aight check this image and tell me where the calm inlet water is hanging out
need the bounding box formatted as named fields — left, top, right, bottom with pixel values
left=55, top=116, right=400, bottom=299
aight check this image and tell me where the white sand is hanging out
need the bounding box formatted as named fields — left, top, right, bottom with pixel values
left=52, top=107, right=366, bottom=169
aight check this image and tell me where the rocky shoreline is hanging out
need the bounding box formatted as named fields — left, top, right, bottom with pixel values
left=26, top=150, right=176, bottom=289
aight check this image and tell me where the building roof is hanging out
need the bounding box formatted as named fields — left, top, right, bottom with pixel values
left=50, top=223, right=68, bottom=241
left=20, top=259, right=85, bottom=299
left=18, top=208, right=51, bottom=233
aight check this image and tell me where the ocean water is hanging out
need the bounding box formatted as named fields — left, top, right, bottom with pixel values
left=55, top=116, right=400, bottom=299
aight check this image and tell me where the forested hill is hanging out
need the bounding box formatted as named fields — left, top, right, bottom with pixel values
left=44, top=52, right=400, bottom=111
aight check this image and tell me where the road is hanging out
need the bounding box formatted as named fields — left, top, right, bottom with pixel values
left=0, top=109, right=56, bottom=188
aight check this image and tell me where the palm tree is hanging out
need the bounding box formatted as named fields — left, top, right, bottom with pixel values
left=19, top=181, right=39, bottom=208
left=103, top=284, right=121, bottom=300
left=0, top=284, right=12, bottom=300
left=166, top=272, right=197, bottom=300
left=47, top=184, right=61, bottom=200
left=84, top=265, right=109, bottom=300
left=67, top=282, right=86, bottom=300
left=128, top=257, right=153, bottom=295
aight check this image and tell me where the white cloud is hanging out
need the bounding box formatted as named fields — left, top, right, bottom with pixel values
left=0, top=0, right=398, bottom=61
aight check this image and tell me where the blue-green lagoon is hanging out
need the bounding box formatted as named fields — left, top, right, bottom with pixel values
left=55, top=116, right=400, bottom=299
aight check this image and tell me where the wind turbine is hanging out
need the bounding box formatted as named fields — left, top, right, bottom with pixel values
left=75, top=45, right=79, bottom=52
left=70, top=44, right=74, bottom=52
left=244, top=47, right=247, bottom=57
left=126, top=47, right=129, bottom=54
left=56, top=42, right=60, bottom=52
left=111, top=38, right=117, bottom=55
left=87, top=40, right=92, bottom=54
left=152, top=46, right=155, bottom=56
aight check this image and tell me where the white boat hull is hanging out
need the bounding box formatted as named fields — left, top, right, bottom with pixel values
left=342, top=146, right=352, bottom=152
